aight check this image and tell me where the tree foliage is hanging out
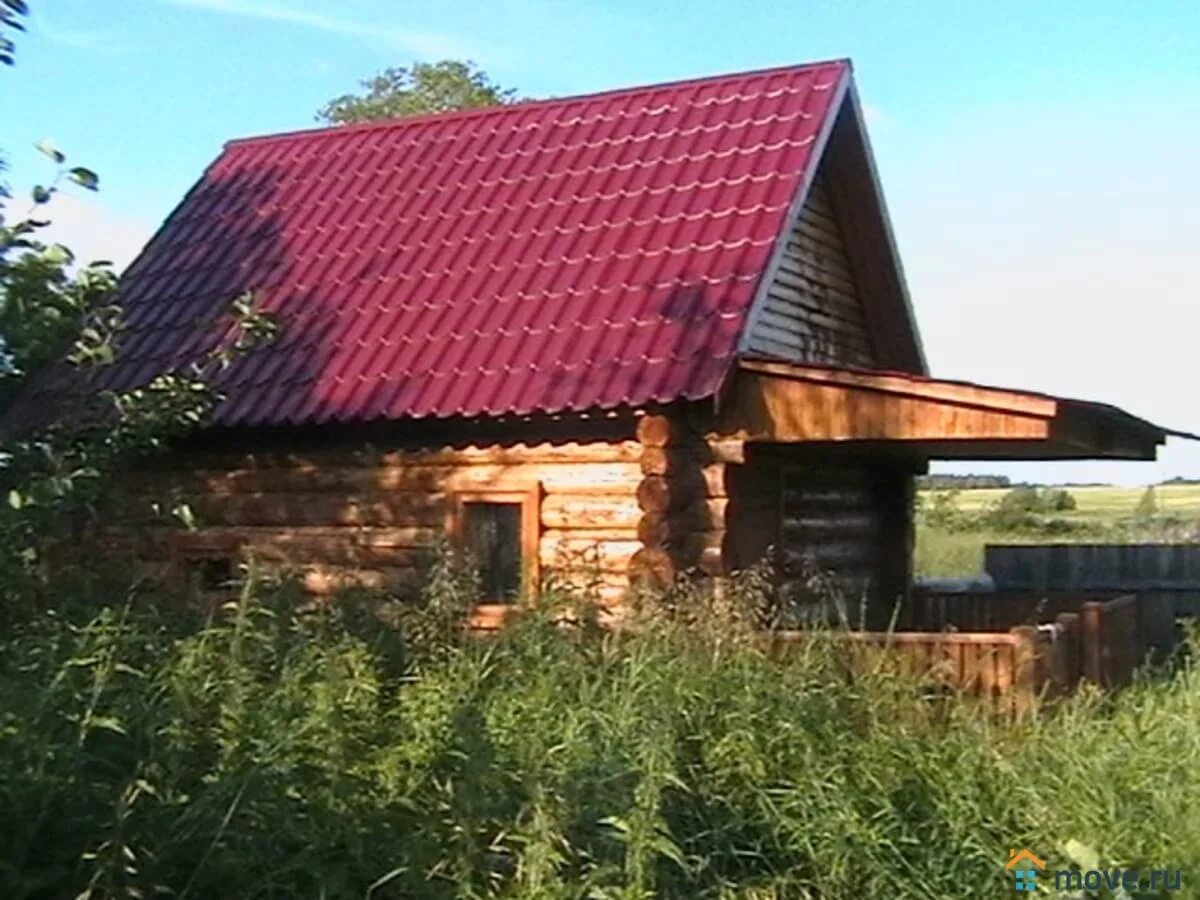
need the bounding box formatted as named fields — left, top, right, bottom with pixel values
left=318, top=59, right=516, bottom=124
left=0, top=140, right=279, bottom=600
left=0, top=0, right=27, bottom=67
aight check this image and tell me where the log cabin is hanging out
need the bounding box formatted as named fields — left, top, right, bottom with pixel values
left=12, top=59, right=1189, bottom=627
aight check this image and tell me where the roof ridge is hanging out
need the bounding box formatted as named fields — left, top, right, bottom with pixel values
left=224, top=58, right=852, bottom=149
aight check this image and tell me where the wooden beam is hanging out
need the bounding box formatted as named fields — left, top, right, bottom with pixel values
left=718, top=371, right=1053, bottom=444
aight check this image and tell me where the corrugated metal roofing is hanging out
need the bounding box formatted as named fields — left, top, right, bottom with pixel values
left=29, top=60, right=851, bottom=427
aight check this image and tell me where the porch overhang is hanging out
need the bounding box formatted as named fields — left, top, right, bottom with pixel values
left=720, top=359, right=1195, bottom=460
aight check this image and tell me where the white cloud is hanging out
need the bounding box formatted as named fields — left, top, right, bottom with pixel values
left=163, top=0, right=476, bottom=58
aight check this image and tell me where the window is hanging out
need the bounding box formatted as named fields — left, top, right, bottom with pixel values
left=449, top=486, right=541, bottom=621
left=170, top=532, right=244, bottom=601
left=462, top=502, right=522, bottom=601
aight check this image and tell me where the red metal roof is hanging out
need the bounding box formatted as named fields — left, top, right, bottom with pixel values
left=29, top=60, right=851, bottom=427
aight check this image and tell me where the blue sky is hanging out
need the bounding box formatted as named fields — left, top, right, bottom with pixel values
left=4, top=0, right=1199, bottom=484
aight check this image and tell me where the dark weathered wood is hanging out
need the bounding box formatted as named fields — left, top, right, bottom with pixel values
left=908, top=588, right=1171, bottom=666
left=1055, top=612, right=1081, bottom=689
left=743, top=166, right=877, bottom=369
left=1080, top=601, right=1105, bottom=684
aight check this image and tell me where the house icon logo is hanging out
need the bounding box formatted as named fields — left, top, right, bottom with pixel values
left=1007, top=848, right=1046, bottom=892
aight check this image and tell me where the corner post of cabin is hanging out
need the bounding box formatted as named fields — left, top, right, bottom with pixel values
left=630, top=405, right=740, bottom=590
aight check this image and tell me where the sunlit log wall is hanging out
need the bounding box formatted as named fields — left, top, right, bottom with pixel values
left=99, top=419, right=644, bottom=610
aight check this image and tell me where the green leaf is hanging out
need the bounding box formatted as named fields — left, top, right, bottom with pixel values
left=68, top=167, right=100, bottom=191
left=34, top=138, right=66, bottom=164
left=6, top=489, right=22, bottom=509
left=31, top=184, right=52, bottom=204
left=42, top=244, right=71, bottom=266
left=87, top=715, right=127, bottom=735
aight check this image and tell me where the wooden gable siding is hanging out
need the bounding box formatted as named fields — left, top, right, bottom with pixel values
left=742, top=174, right=877, bottom=367
left=102, top=438, right=644, bottom=610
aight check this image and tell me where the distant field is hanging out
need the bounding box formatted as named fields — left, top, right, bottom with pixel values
left=931, top=483, right=1200, bottom=520
left=914, top=484, right=1200, bottom=578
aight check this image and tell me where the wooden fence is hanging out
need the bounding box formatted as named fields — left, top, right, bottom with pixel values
left=770, top=593, right=1143, bottom=709
left=985, top=543, right=1200, bottom=618
left=908, top=589, right=1174, bottom=664
left=769, top=626, right=1059, bottom=714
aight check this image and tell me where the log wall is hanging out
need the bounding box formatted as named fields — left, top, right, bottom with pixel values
left=732, top=445, right=915, bottom=629
left=628, top=407, right=916, bottom=631
left=630, top=410, right=738, bottom=588
left=103, top=437, right=644, bottom=609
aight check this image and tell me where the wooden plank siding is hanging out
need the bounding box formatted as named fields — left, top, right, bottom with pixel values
left=743, top=175, right=878, bottom=367
left=102, top=439, right=645, bottom=609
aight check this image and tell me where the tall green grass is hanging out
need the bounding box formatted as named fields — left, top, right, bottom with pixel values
left=1, top=563, right=1198, bottom=898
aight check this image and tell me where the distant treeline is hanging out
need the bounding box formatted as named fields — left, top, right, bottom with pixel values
left=917, top=474, right=1012, bottom=489
left=919, top=474, right=1197, bottom=490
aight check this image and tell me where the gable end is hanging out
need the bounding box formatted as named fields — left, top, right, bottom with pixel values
left=738, top=80, right=927, bottom=375
left=741, top=172, right=878, bottom=367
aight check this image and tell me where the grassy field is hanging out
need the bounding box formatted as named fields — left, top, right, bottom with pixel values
left=914, top=483, right=1200, bottom=578
left=945, top=483, right=1200, bottom=520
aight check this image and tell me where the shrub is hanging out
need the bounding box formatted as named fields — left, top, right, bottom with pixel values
left=1136, top=485, right=1159, bottom=517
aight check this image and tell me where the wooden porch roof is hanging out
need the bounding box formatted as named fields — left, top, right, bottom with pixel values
left=721, top=359, right=1194, bottom=460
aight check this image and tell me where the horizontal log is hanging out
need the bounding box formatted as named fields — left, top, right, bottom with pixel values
left=643, top=496, right=724, bottom=532
left=141, top=441, right=644, bottom=472
left=132, top=461, right=641, bottom=497
left=670, top=532, right=725, bottom=570
left=187, top=492, right=448, bottom=527
left=468, top=586, right=630, bottom=630
left=540, top=527, right=637, bottom=544
left=636, top=515, right=669, bottom=548
left=637, top=498, right=728, bottom=547
left=780, top=542, right=875, bottom=568
left=539, top=537, right=641, bottom=572
left=300, top=565, right=420, bottom=595
left=156, top=524, right=441, bottom=548
left=628, top=547, right=675, bottom=589
left=636, top=414, right=673, bottom=448
left=636, top=475, right=705, bottom=514
left=635, top=464, right=728, bottom=514
left=782, top=486, right=874, bottom=509
left=541, top=495, right=641, bottom=530
left=638, top=440, right=745, bottom=476
left=706, top=439, right=746, bottom=465
left=781, top=513, right=880, bottom=537
left=541, top=569, right=632, bottom=594
left=639, top=446, right=671, bottom=476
